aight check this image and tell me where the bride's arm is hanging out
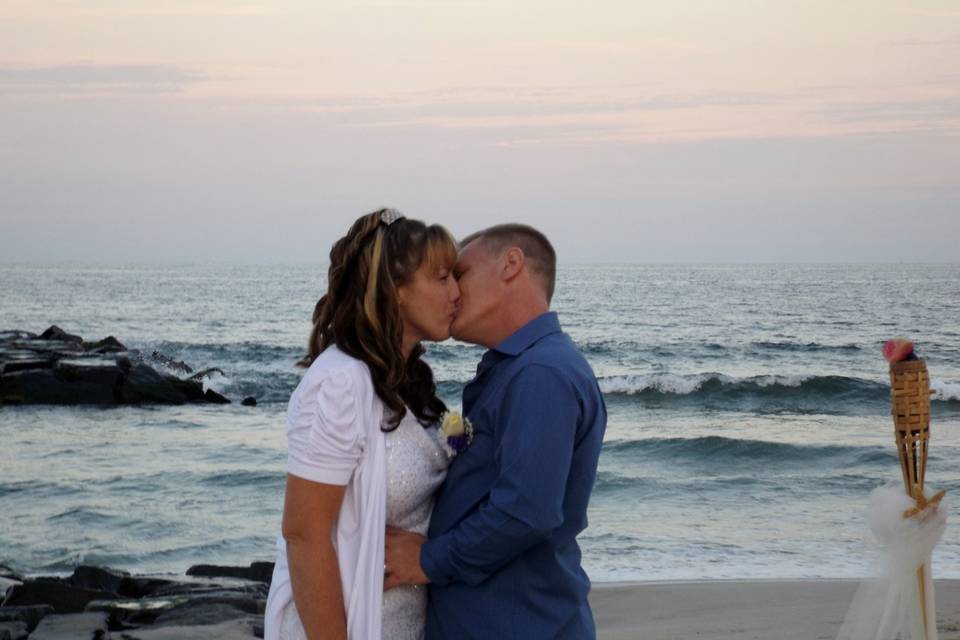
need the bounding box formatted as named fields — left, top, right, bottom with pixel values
left=283, top=474, right=348, bottom=640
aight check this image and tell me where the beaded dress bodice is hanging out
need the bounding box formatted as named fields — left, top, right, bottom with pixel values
left=381, top=410, right=450, bottom=640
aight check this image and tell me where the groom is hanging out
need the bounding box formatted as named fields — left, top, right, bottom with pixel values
left=385, top=223, right=607, bottom=639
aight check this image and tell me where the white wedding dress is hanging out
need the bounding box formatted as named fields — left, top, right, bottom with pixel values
left=381, top=411, right=451, bottom=639
left=280, top=409, right=449, bottom=640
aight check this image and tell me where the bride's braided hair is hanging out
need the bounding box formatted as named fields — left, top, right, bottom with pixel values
left=305, top=209, right=455, bottom=430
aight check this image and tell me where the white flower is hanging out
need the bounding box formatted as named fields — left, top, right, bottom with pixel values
left=441, top=411, right=466, bottom=438
left=436, top=410, right=474, bottom=458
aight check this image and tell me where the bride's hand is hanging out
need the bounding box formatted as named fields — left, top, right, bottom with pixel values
left=384, top=526, right=430, bottom=590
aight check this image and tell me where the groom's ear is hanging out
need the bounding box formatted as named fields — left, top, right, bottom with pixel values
left=501, top=247, right=525, bottom=282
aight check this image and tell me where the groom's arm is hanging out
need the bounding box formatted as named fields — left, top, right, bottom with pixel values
left=420, top=364, right=581, bottom=587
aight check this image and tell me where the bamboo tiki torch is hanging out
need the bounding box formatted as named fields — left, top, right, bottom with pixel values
left=889, top=351, right=944, bottom=640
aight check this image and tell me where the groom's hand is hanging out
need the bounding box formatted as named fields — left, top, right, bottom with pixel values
left=384, top=526, right=429, bottom=590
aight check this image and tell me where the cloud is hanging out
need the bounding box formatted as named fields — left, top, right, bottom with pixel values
left=893, top=7, right=960, bottom=20
left=34, top=1, right=268, bottom=17
left=507, top=38, right=706, bottom=56
left=0, top=62, right=207, bottom=95
left=890, top=36, right=960, bottom=47
left=203, top=83, right=960, bottom=144
left=349, top=0, right=490, bottom=6
left=242, top=87, right=779, bottom=117
left=821, top=97, right=960, bottom=124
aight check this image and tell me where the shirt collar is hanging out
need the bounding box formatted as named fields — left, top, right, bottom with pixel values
left=492, top=311, right=562, bottom=357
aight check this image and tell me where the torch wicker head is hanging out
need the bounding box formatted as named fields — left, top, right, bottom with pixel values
left=889, top=358, right=931, bottom=499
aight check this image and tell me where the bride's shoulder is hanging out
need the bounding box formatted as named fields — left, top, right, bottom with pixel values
left=302, top=345, right=376, bottom=399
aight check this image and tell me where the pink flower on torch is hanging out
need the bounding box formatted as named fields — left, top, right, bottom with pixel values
left=883, top=338, right=914, bottom=363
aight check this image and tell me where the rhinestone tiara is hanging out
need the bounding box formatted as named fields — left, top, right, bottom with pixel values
left=380, top=208, right=405, bottom=226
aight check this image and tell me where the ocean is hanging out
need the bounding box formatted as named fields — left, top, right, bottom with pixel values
left=2, top=262, right=959, bottom=582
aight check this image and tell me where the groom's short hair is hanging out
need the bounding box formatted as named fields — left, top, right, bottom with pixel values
left=460, top=224, right=557, bottom=303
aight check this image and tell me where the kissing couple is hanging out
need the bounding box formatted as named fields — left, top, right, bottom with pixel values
left=264, top=209, right=607, bottom=639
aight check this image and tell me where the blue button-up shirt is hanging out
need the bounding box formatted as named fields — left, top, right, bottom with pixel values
left=422, top=312, right=607, bottom=639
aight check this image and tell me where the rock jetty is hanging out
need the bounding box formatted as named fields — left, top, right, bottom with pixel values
left=0, top=327, right=230, bottom=406
left=0, top=562, right=272, bottom=639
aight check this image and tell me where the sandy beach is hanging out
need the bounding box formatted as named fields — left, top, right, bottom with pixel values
left=7, top=564, right=960, bottom=637
left=591, top=579, right=960, bottom=640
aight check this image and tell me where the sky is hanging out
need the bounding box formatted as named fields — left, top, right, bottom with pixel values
left=1, top=0, right=958, bottom=263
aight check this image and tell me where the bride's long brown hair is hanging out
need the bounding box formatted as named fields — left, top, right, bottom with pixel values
left=305, top=209, right=457, bottom=430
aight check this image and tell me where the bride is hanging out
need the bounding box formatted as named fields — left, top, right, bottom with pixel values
left=264, top=208, right=461, bottom=640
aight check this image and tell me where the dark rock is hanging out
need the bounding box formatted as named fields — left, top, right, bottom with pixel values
left=253, top=619, right=264, bottom=638
left=12, top=339, right=84, bottom=357
left=36, top=326, right=83, bottom=344
left=241, top=397, right=257, bottom=407
left=84, top=336, right=127, bottom=353
left=0, top=621, right=28, bottom=640
left=88, top=590, right=264, bottom=630
left=185, top=563, right=274, bottom=584
left=191, top=592, right=265, bottom=613
left=152, top=602, right=254, bottom=627
left=117, top=364, right=189, bottom=404
left=1, top=329, right=232, bottom=405
left=67, top=566, right=143, bottom=599
left=2, top=579, right=119, bottom=613
left=0, top=359, right=55, bottom=375
left=114, top=617, right=260, bottom=639
left=124, top=578, right=179, bottom=599
left=156, top=584, right=267, bottom=602
left=138, top=582, right=222, bottom=599
left=28, top=612, right=109, bottom=639
left=0, top=605, right=54, bottom=632
left=0, top=361, right=123, bottom=405
left=203, top=388, right=231, bottom=404
left=0, top=604, right=53, bottom=632
left=175, top=379, right=227, bottom=403
left=116, top=365, right=231, bottom=405
left=169, top=375, right=225, bottom=403
left=86, top=595, right=190, bottom=627
left=0, top=331, right=36, bottom=341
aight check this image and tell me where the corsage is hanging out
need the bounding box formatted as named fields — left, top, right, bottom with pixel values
left=435, top=410, right=474, bottom=458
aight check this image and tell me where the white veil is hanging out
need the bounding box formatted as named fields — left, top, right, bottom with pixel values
left=836, top=485, right=947, bottom=640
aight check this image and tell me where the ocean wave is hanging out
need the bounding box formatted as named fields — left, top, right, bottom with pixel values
left=147, top=340, right=304, bottom=365
left=601, top=436, right=897, bottom=467
left=424, top=342, right=486, bottom=362
left=933, top=379, right=960, bottom=402
left=32, top=539, right=260, bottom=575
left=592, top=470, right=769, bottom=496
left=599, top=373, right=878, bottom=396
left=597, top=373, right=960, bottom=414
left=437, top=372, right=960, bottom=415
left=574, top=339, right=864, bottom=359
left=0, top=480, right=82, bottom=499
left=200, top=371, right=233, bottom=395
left=123, top=337, right=960, bottom=408
left=85, top=467, right=284, bottom=491
left=437, top=380, right=467, bottom=399
left=48, top=506, right=122, bottom=524
left=598, top=373, right=889, bottom=414
left=592, top=461, right=894, bottom=497
left=749, top=341, right=862, bottom=353
left=199, top=470, right=285, bottom=488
